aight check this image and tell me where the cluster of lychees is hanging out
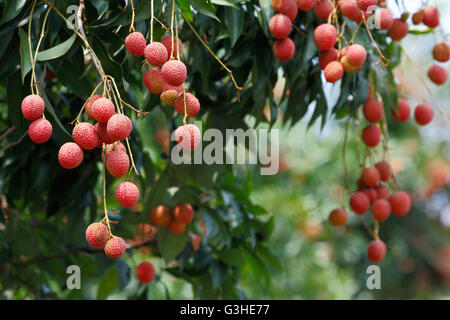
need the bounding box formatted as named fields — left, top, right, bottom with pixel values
left=150, top=203, right=194, bottom=235
left=125, top=31, right=201, bottom=151
left=22, top=95, right=53, bottom=144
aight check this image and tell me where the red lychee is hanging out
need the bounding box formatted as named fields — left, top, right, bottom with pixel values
left=318, top=48, right=338, bottom=69
left=372, top=199, right=391, bottom=222
left=361, top=124, right=381, bottom=147
left=144, top=68, right=165, bottom=94
left=363, top=100, right=384, bottom=123
left=375, top=161, right=391, bottom=182
left=422, top=5, right=439, bottom=28
left=92, top=97, right=115, bottom=123
left=324, top=61, right=344, bottom=83
left=368, top=240, right=386, bottom=262
left=414, top=103, right=434, bottom=126
left=144, top=42, right=169, bottom=67
left=432, top=43, right=450, bottom=63
left=150, top=205, right=171, bottom=226
left=21, top=94, right=45, bottom=121
left=282, top=0, right=298, bottom=20
left=273, top=37, right=296, bottom=61
left=362, top=188, right=377, bottom=204
left=72, top=122, right=100, bottom=150
left=356, top=0, right=377, bottom=11
left=174, top=124, right=201, bottom=151
left=168, top=220, right=187, bottom=234
left=160, top=36, right=183, bottom=59
left=296, top=0, right=316, bottom=11
left=173, top=203, right=194, bottom=223
left=102, top=142, right=126, bottom=161
left=107, top=114, right=132, bottom=141
left=28, top=118, right=52, bottom=144
left=389, top=191, right=411, bottom=216
left=391, top=98, right=410, bottom=122
left=106, top=150, right=130, bottom=177
left=388, top=19, right=409, bottom=41
left=162, top=60, right=187, bottom=86
left=115, top=182, right=140, bottom=208
left=269, top=14, right=292, bottom=39
left=314, top=23, right=337, bottom=50
left=340, top=0, right=371, bottom=23
left=345, top=44, right=367, bottom=69
left=376, top=185, right=389, bottom=200
left=428, top=65, right=447, bottom=85
left=95, top=122, right=115, bottom=144
left=329, top=208, right=348, bottom=226
left=58, top=142, right=84, bottom=169
left=314, top=0, right=333, bottom=20
left=412, top=11, right=424, bottom=25
left=85, top=94, right=102, bottom=120
left=125, top=32, right=146, bottom=56
left=85, top=222, right=109, bottom=248
left=376, top=8, right=393, bottom=30
left=136, top=262, right=155, bottom=284
left=104, top=236, right=127, bottom=259
left=349, top=191, right=370, bottom=215
left=174, top=93, right=200, bottom=117
left=361, top=167, right=381, bottom=187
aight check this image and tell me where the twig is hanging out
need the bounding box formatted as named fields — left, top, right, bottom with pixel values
left=129, top=0, right=136, bottom=32
left=0, top=132, right=27, bottom=153
left=0, top=127, right=16, bottom=141
left=292, top=25, right=307, bottom=38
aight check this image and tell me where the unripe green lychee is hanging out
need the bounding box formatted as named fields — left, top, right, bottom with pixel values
left=104, top=236, right=127, bottom=259
left=388, top=19, right=409, bottom=41
left=414, top=103, right=434, bottom=126
left=160, top=36, right=183, bottom=59
left=115, top=182, right=140, bottom=208
left=174, top=93, right=200, bottom=117
left=85, top=222, right=109, bottom=248
left=173, top=203, right=194, bottom=223
left=162, top=60, right=187, bottom=86
left=329, top=208, right=348, bottom=226
left=368, top=240, right=386, bottom=262
left=363, top=100, right=384, bottom=123
left=389, top=191, right=411, bottom=216
left=175, top=124, right=201, bottom=151
left=168, top=220, right=186, bottom=234
left=313, top=23, right=337, bottom=50
left=361, top=124, right=381, bottom=147
left=106, top=150, right=130, bottom=177
left=58, top=142, right=84, bottom=169
left=107, top=114, right=132, bottom=141
left=85, top=94, right=102, bottom=120
left=432, top=43, right=450, bottom=62
left=296, top=0, right=316, bottom=11
left=72, top=122, right=100, bottom=150
left=422, top=5, right=439, bottom=28
left=21, top=94, right=45, bottom=121
left=95, top=122, right=115, bottom=144
left=136, top=262, right=155, bottom=284
left=376, top=8, right=394, bottom=30
left=314, top=0, right=333, bottom=20
left=144, top=42, right=169, bottom=67
left=273, top=37, right=296, bottom=61
left=349, top=191, right=370, bottom=215
left=125, top=32, right=146, bottom=56
left=391, top=98, right=410, bottom=122
left=28, top=118, right=52, bottom=144
left=144, top=68, right=164, bottom=94
left=269, top=14, right=292, bottom=39
left=318, top=48, right=338, bottom=69
left=92, top=97, right=115, bottom=123
left=150, top=205, right=171, bottom=226
left=324, top=61, right=344, bottom=83
left=428, top=65, right=447, bottom=85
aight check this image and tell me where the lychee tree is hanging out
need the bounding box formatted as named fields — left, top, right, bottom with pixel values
left=0, top=0, right=448, bottom=299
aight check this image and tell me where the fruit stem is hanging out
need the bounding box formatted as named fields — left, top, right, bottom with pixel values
left=349, top=21, right=363, bottom=44
left=373, top=220, right=380, bottom=240
left=182, top=83, right=188, bottom=125
left=361, top=11, right=390, bottom=66
left=102, top=143, right=113, bottom=237
left=129, top=0, right=136, bottom=33
left=342, top=119, right=350, bottom=191
left=27, top=0, right=38, bottom=95
left=292, top=25, right=307, bottom=38
left=170, top=0, right=175, bottom=60
left=150, top=0, right=154, bottom=42
left=70, top=80, right=105, bottom=125
left=359, top=216, right=375, bottom=239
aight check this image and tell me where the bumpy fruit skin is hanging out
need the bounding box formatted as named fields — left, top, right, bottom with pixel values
left=103, top=142, right=126, bottom=161
left=329, top=208, right=348, bottom=226
left=391, top=98, right=410, bottom=122
left=372, top=199, right=391, bottom=222
left=356, top=0, right=377, bottom=11
left=125, top=32, right=146, bottom=56
left=389, top=191, right=411, bottom=216
left=160, top=36, right=183, bottom=59
left=175, top=124, right=201, bottom=151
left=28, top=118, right=52, bottom=144
left=314, top=0, right=333, bottom=20
left=269, top=14, right=292, bottom=39
left=104, top=236, right=127, bottom=259
left=106, top=150, right=130, bottom=177
left=428, top=65, right=447, bottom=85
left=318, top=48, right=338, bottom=69
left=296, top=0, right=316, bottom=11
left=273, top=38, right=295, bottom=61
left=363, top=100, right=384, bottom=123
left=162, top=60, right=187, bottom=86
left=282, top=0, right=298, bottom=21
left=136, top=262, right=155, bottom=284
left=345, top=44, right=367, bottom=69
left=324, top=61, right=344, bottom=83
left=362, top=188, right=377, bottom=204
left=92, top=97, right=115, bottom=123
left=368, top=240, right=387, bottom=262
left=174, top=93, right=200, bottom=117
left=314, top=24, right=337, bottom=50
left=361, top=124, right=381, bottom=147
left=173, top=203, right=194, bottom=223
left=432, top=43, right=450, bottom=62
left=144, top=42, right=169, bottom=67
left=58, top=142, right=84, bottom=169
left=414, top=103, right=434, bottom=126
left=361, top=167, right=381, bottom=187
left=95, top=122, right=115, bottom=144
left=412, top=11, right=424, bottom=25
left=144, top=68, right=164, bottom=94
left=350, top=191, right=370, bottom=215
left=115, top=182, right=140, bottom=208
left=85, top=94, right=102, bottom=120
left=388, top=19, right=409, bottom=41
left=85, top=222, right=109, bottom=248
left=422, top=6, right=439, bottom=28
left=72, top=122, right=100, bottom=150
left=168, top=220, right=187, bottom=234
left=376, top=185, right=389, bottom=200
left=150, top=205, right=171, bottom=226
left=340, top=0, right=371, bottom=22
left=376, top=8, right=393, bottom=30
left=375, top=161, right=391, bottom=182
left=107, top=114, right=132, bottom=141
left=21, top=94, right=45, bottom=121
left=160, top=82, right=183, bottom=105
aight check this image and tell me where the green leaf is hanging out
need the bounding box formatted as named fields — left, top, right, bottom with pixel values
left=177, top=0, right=194, bottom=22
left=38, top=85, right=72, bottom=138
left=224, top=7, right=244, bottom=47
left=218, top=249, right=245, bottom=267
left=0, top=0, right=27, bottom=25
left=18, top=28, right=31, bottom=83
left=36, top=34, right=77, bottom=61
left=157, top=226, right=189, bottom=263
left=211, top=0, right=239, bottom=9
left=97, top=265, right=119, bottom=299
left=189, top=0, right=220, bottom=21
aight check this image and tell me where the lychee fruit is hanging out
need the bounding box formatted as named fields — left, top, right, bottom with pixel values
left=104, top=236, right=127, bottom=259
left=85, top=94, right=102, bottom=120
left=375, top=8, right=393, bottom=30
left=412, top=11, right=424, bottom=25
left=102, top=142, right=126, bottom=161
left=318, top=48, right=338, bottom=69
left=150, top=205, right=171, bottom=226
left=273, top=37, right=296, bottom=61
left=58, top=142, right=84, bottom=169
left=340, top=0, right=370, bottom=23
left=329, top=208, right=348, bottom=226
left=428, top=65, right=447, bottom=85
left=376, top=185, right=389, bottom=200
left=106, top=150, right=130, bottom=177
left=372, top=199, right=391, bottom=222
left=363, top=100, right=384, bottom=123
left=269, top=14, right=293, bottom=39
left=324, top=61, right=344, bottom=83
left=349, top=191, right=370, bottom=215
left=125, top=32, right=146, bottom=56
left=107, top=114, right=132, bottom=141
left=375, top=161, right=391, bottom=182
left=368, top=240, right=386, bottom=262
left=173, top=203, right=194, bottom=223
left=92, top=97, right=115, bottom=123
left=95, top=122, right=115, bottom=144
left=296, top=0, right=316, bottom=11
left=174, top=124, right=201, bottom=151
left=389, top=191, right=411, bottom=216
left=362, top=188, right=378, bottom=204
left=21, top=94, right=45, bottom=121
left=391, top=98, right=410, bottom=122
left=160, top=36, right=183, bottom=59
left=168, top=220, right=187, bottom=234
left=136, top=262, right=155, bottom=284
left=388, top=19, right=409, bottom=41
left=361, top=167, right=381, bottom=187
left=144, top=68, right=165, bottom=94
left=422, top=5, right=439, bottom=28
left=314, top=23, right=337, bottom=50
left=361, top=124, right=381, bottom=148
left=85, top=222, right=109, bottom=248
left=162, top=60, right=187, bottom=86
left=115, top=182, right=140, bottom=208
left=28, top=118, right=52, bottom=144
left=174, top=93, right=200, bottom=117
left=345, top=44, right=367, bottom=69
left=356, top=0, right=377, bottom=11
left=432, top=43, right=450, bottom=63
left=72, top=122, right=100, bottom=150
left=314, top=0, right=333, bottom=20
left=160, top=82, right=183, bottom=105
left=282, top=0, right=298, bottom=21
left=414, top=103, right=434, bottom=126
left=144, top=42, right=169, bottom=67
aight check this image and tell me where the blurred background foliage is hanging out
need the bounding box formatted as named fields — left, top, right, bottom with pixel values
left=0, top=0, right=449, bottom=299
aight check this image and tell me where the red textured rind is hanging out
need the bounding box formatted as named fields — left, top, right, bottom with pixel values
left=21, top=95, right=45, bottom=121
left=73, top=122, right=100, bottom=150
left=104, top=236, right=127, bottom=259
left=144, top=68, right=165, bottom=94
left=106, top=150, right=130, bottom=177
left=144, top=42, right=169, bottom=67
left=174, top=93, right=200, bottom=117
left=162, top=60, right=187, bottom=86
left=58, top=142, right=84, bottom=169
left=125, top=32, right=146, bottom=56
left=92, top=98, right=115, bottom=123
left=28, top=118, right=52, bottom=144
left=107, top=114, right=132, bottom=141
left=85, top=222, right=109, bottom=248
left=175, top=124, right=201, bottom=151
left=115, top=182, right=140, bottom=208
left=136, top=262, right=155, bottom=283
